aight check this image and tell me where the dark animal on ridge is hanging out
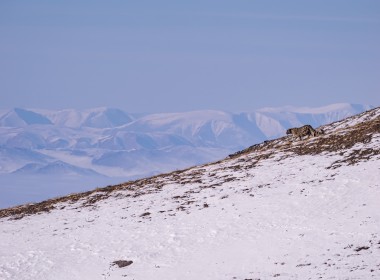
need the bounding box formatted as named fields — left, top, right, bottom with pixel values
left=286, top=125, right=324, bottom=140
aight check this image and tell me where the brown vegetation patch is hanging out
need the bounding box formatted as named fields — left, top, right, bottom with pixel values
left=291, top=117, right=379, bottom=156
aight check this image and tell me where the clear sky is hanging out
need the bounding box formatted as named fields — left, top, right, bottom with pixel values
left=0, top=0, right=379, bottom=112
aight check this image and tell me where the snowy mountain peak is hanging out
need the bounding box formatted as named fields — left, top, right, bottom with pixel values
left=1, top=106, right=379, bottom=279
left=35, top=107, right=134, bottom=128
left=257, top=102, right=373, bottom=114
left=81, top=107, right=134, bottom=128
left=0, top=108, right=52, bottom=127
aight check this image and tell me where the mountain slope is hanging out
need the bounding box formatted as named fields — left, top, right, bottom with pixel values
left=0, top=108, right=52, bottom=127
left=0, top=103, right=372, bottom=175
left=33, top=107, right=134, bottom=128
left=1, top=103, right=373, bottom=209
left=0, top=107, right=379, bottom=279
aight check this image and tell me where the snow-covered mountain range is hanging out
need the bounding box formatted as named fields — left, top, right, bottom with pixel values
left=1, top=105, right=379, bottom=279
left=0, top=103, right=373, bottom=208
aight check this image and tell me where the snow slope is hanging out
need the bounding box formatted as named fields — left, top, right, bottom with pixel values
left=0, top=103, right=374, bottom=208
left=0, top=106, right=379, bottom=279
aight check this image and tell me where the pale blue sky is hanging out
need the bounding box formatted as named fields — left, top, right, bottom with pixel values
left=1, top=0, right=379, bottom=112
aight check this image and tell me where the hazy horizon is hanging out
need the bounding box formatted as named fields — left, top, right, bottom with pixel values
left=1, top=1, right=379, bottom=112
left=0, top=102, right=377, bottom=115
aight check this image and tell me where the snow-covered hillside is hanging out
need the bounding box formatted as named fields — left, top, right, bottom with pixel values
left=0, top=103, right=373, bottom=208
left=1, top=106, right=379, bottom=279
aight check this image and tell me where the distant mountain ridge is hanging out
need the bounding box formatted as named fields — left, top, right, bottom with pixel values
left=0, top=103, right=375, bottom=208
left=0, top=103, right=372, bottom=130
left=0, top=103, right=373, bottom=177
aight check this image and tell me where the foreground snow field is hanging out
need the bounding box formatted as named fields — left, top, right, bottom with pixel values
left=0, top=107, right=379, bottom=279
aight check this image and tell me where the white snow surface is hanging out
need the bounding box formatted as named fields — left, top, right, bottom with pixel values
left=1, top=107, right=380, bottom=279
